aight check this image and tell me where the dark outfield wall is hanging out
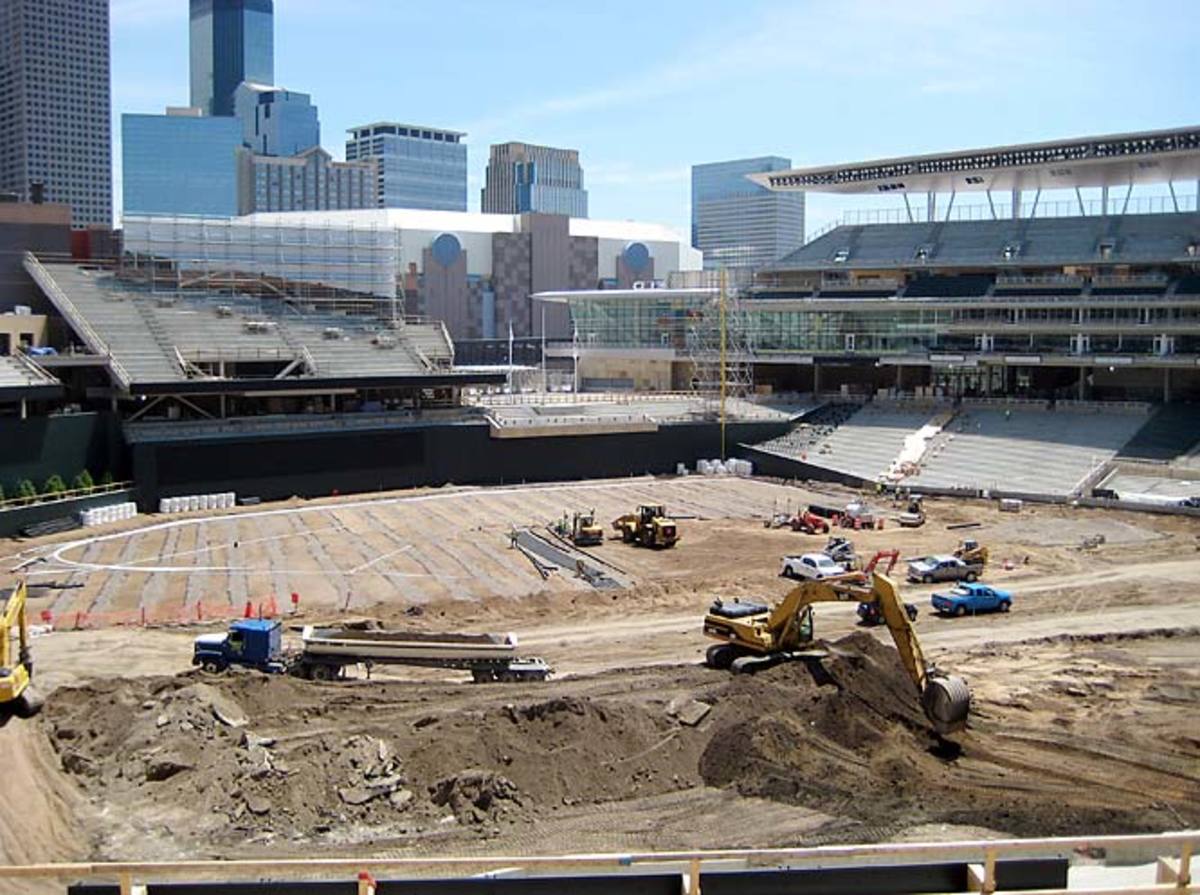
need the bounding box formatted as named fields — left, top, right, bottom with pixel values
left=130, top=420, right=791, bottom=506
left=0, top=412, right=126, bottom=493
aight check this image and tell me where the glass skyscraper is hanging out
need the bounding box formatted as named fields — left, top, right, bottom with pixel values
left=691, top=156, right=805, bottom=271
left=481, top=143, right=588, bottom=217
left=234, top=82, right=320, bottom=157
left=122, top=112, right=243, bottom=217
left=189, top=0, right=274, bottom=118
left=0, top=0, right=112, bottom=227
left=346, top=123, right=467, bottom=211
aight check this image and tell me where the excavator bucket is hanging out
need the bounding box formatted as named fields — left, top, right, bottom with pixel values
left=921, top=674, right=971, bottom=735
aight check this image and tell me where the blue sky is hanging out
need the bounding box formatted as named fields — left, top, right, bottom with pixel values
left=111, top=0, right=1200, bottom=235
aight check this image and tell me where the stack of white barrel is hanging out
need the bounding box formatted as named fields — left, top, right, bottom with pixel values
left=158, top=492, right=237, bottom=514
left=695, top=458, right=754, bottom=477
left=79, top=502, right=138, bottom=527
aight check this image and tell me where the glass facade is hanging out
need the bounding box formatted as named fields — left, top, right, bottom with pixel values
left=189, top=0, right=274, bottom=117
left=563, top=290, right=1200, bottom=361
left=0, top=0, right=112, bottom=227
left=482, top=143, right=588, bottom=216
left=691, top=157, right=805, bottom=271
left=346, top=124, right=467, bottom=211
left=122, top=114, right=243, bottom=217
left=234, top=83, right=319, bottom=156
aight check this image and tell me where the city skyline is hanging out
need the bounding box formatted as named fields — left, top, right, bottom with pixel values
left=111, top=0, right=1200, bottom=236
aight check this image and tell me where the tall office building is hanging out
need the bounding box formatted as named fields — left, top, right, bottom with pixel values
left=189, top=0, right=274, bottom=117
left=122, top=110, right=243, bottom=217
left=0, top=0, right=112, bottom=228
left=481, top=143, right=588, bottom=217
left=234, top=82, right=320, bottom=157
left=346, top=123, right=468, bottom=212
left=691, top=156, right=804, bottom=271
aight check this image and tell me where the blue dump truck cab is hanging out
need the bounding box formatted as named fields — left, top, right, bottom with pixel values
left=192, top=619, right=287, bottom=673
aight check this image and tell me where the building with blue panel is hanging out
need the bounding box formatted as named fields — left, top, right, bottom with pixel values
left=121, top=111, right=243, bottom=217
left=189, top=0, right=274, bottom=118
left=481, top=143, right=588, bottom=217
left=234, top=82, right=319, bottom=157
left=691, top=156, right=805, bottom=271
left=345, top=122, right=468, bottom=212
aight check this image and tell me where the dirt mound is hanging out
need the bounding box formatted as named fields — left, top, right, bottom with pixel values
left=698, top=632, right=1197, bottom=838
left=44, top=674, right=698, bottom=850
left=40, top=630, right=1200, bottom=857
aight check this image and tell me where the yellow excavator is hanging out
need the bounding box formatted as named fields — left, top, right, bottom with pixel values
left=0, top=579, right=43, bottom=717
left=702, top=566, right=970, bottom=736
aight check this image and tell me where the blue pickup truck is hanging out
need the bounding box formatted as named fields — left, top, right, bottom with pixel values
left=931, top=583, right=1013, bottom=617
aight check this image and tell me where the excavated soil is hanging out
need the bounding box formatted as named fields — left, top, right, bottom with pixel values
left=41, top=631, right=1200, bottom=860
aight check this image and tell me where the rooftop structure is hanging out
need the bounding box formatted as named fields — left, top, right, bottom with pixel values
left=751, top=125, right=1200, bottom=196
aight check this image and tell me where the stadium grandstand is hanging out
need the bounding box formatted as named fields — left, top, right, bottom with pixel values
left=535, top=126, right=1200, bottom=502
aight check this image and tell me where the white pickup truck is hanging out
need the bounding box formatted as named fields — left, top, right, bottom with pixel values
left=781, top=552, right=847, bottom=581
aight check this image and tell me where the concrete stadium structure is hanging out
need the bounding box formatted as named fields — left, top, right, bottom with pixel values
left=537, top=126, right=1200, bottom=403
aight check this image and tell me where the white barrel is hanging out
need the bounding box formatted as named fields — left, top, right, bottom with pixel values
left=80, top=509, right=93, bottom=527
left=158, top=498, right=169, bottom=514
left=696, top=460, right=707, bottom=473
left=226, top=492, right=236, bottom=508
left=202, top=494, right=213, bottom=511
left=188, top=495, right=200, bottom=512
left=742, top=460, right=754, bottom=477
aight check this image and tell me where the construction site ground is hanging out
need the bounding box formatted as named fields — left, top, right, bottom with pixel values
left=1, top=475, right=1198, bottom=890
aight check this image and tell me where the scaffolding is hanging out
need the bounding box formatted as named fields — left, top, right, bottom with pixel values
left=682, top=268, right=755, bottom=450
left=121, top=215, right=404, bottom=322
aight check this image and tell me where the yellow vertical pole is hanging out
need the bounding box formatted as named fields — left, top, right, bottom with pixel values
left=719, top=268, right=727, bottom=460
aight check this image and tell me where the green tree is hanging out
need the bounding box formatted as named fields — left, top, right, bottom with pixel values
left=16, top=479, right=37, bottom=500
left=72, top=469, right=95, bottom=492
left=42, top=475, right=66, bottom=495
left=99, top=471, right=114, bottom=487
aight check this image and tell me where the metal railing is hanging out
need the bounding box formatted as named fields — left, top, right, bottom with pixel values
left=0, top=830, right=1192, bottom=892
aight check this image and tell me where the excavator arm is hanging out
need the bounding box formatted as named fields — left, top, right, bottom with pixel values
left=0, top=579, right=41, bottom=717
left=767, top=572, right=970, bottom=736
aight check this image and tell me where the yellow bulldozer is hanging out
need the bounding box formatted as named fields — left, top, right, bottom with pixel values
left=612, top=504, right=678, bottom=549
left=1, top=580, right=43, bottom=717
left=954, top=538, right=989, bottom=568
left=555, top=510, right=604, bottom=547
left=702, top=563, right=970, bottom=736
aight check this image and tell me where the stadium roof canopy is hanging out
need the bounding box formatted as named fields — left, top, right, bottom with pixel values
left=750, top=126, right=1200, bottom=195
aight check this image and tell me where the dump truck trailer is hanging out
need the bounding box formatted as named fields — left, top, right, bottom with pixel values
left=193, top=619, right=551, bottom=683
left=297, top=626, right=551, bottom=682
